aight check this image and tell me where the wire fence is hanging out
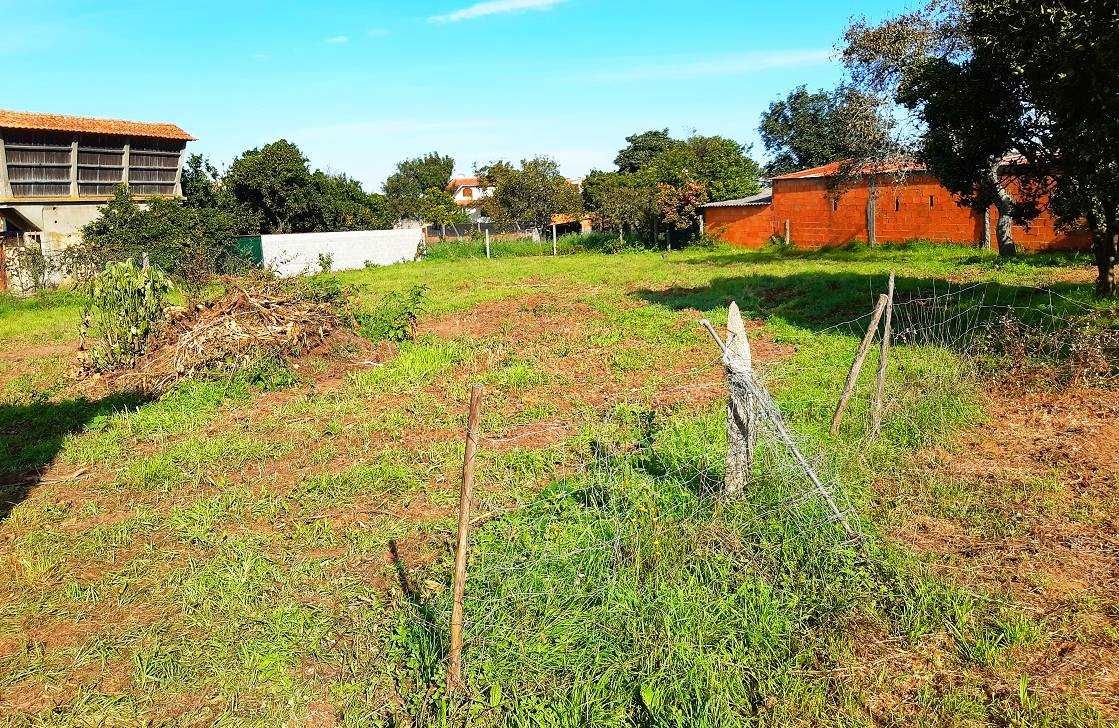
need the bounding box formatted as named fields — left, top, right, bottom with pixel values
left=381, top=277, right=1117, bottom=721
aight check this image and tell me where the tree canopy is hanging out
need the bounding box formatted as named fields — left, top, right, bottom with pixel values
left=586, top=130, right=762, bottom=246
left=614, top=130, right=679, bottom=175
left=844, top=0, right=1119, bottom=289
left=225, top=140, right=391, bottom=234
left=758, top=85, right=895, bottom=175
left=477, top=158, right=582, bottom=233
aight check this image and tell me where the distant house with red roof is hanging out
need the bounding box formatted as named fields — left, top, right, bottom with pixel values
left=447, top=177, right=494, bottom=207
left=702, top=160, right=1091, bottom=253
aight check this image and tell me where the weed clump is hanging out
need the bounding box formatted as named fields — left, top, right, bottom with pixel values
left=81, top=259, right=173, bottom=372
left=355, top=285, right=428, bottom=343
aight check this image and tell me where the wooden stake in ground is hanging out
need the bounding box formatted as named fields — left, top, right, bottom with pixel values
left=700, top=320, right=859, bottom=542
left=551, top=224, right=558, bottom=256
left=830, top=294, right=889, bottom=437
left=447, top=384, right=483, bottom=694
left=725, top=302, right=756, bottom=493
left=870, top=273, right=895, bottom=437
left=484, top=229, right=491, bottom=259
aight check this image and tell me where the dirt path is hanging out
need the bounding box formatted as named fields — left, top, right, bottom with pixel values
left=893, top=385, right=1119, bottom=717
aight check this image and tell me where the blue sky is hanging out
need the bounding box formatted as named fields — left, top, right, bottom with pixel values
left=2, top=0, right=910, bottom=189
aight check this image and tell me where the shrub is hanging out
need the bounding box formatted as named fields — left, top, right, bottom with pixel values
left=355, top=285, right=428, bottom=342
left=75, top=186, right=256, bottom=288
left=82, top=260, right=172, bottom=371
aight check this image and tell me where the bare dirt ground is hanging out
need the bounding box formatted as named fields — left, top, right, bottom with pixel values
left=896, top=385, right=1119, bottom=717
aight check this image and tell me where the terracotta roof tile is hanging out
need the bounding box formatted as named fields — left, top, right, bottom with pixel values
left=448, top=177, right=482, bottom=190
left=0, top=109, right=194, bottom=141
left=771, top=159, right=927, bottom=180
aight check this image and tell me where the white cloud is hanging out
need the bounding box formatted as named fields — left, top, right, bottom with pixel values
left=430, top=0, right=566, bottom=24
left=593, top=49, right=832, bottom=82
left=325, top=35, right=350, bottom=45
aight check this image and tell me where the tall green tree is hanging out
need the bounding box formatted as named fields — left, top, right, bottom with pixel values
left=383, top=152, right=457, bottom=225
left=614, top=130, right=680, bottom=174
left=582, top=170, right=651, bottom=242
left=647, top=135, right=762, bottom=202
left=968, top=0, right=1119, bottom=294
left=477, top=158, right=582, bottom=234
left=225, top=140, right=389, bottom=234
left=225, top=140, right=317, bottom=234
left=846, top=0, right=1119, bottom=288
left=759, top=85, right=895, bottom=175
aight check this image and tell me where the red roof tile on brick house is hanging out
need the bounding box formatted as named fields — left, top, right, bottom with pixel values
left=0, top=109, right=194, bottom=141
left=770, top=159, right=929, bottom=180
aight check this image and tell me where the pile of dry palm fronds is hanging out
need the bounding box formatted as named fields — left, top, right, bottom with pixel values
left=93, top=277, right=360, bottom=391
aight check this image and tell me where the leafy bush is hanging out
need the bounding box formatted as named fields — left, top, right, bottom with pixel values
left=75, top=186, right=256, bottom=288
left=355, top=285, right=428, bottom=342
left=82, top=260, right=172, bottom=371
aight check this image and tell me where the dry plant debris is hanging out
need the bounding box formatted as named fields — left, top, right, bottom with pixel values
left=87, top=278, right=367, bottom=392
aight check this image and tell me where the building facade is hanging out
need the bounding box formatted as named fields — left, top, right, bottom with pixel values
left=447, top=177, right=494, bottom=207
left=0, top=110, right=194, bottom=252
left=702, top=161, right=1092, bottom=253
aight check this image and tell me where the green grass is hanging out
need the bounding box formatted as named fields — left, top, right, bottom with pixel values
left=0, top=243, right=1112, bottom=726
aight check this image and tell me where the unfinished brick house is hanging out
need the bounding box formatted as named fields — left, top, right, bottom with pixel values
left=702, top=160, right=1091, bottom=253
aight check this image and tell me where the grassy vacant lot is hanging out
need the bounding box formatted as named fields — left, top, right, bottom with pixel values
left=0, top=243, right=1116, bottom=727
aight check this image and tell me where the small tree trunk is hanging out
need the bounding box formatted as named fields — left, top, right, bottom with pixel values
left=981, top=208, right=992, bottom=250
left=988, top=165, right=1017, bottom=257
left=1095, top=208, right=1118, bottom=297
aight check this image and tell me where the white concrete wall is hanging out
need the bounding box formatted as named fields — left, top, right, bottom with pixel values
left=261, top=229, right=423, bottom=277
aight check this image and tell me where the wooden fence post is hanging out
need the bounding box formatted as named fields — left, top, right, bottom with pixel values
left=784, top=219, right=791, bottom=246
left=484, top=229, right=491, bottom=259
left=725, top=302, right=755, bottom=492
left=830, top=294, right=889, bottom=436
left=447, top=384, right=483, bottom=694
left=870, top=274, right=895, bottom=437
left=551, top=224, right=558, bottom=256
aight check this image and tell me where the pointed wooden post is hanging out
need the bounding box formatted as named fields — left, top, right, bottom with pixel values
left=484, top=228, right=491, bottom=259
left=871, top=274, right=895, bottom=437
left=725, top=302, right=755, bottom=493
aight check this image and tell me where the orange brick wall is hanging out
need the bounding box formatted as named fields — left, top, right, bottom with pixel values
left=704, top=205, right=776, bottom=248
left=706, top=174, right=1092, bottom=252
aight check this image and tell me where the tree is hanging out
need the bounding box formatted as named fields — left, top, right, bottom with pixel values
left=477, top=157, right=582, bottom=234
left=759, top=85, right=895, bottom=175
left=649, top=135, right=762, bottom=203
left=225, top=140, right=317, bottom=234
left=303, top=172, right=394, bottom=232
left=79, top=187, right=248, bottom=286
left=842, top=2, right=1031, bottom=256
left=383, top=152, right=456, bottom=224
left=224, top=140, right=389, bottom=234
left=846, top=0, right=1119, bottom=287
left=655, top=178, right=709, bottom=246
left=582, top=170, right=650, bottom=242
left=968, top=0, right=1119, bottom=295
left=614, top=130, right=680, bottom=174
